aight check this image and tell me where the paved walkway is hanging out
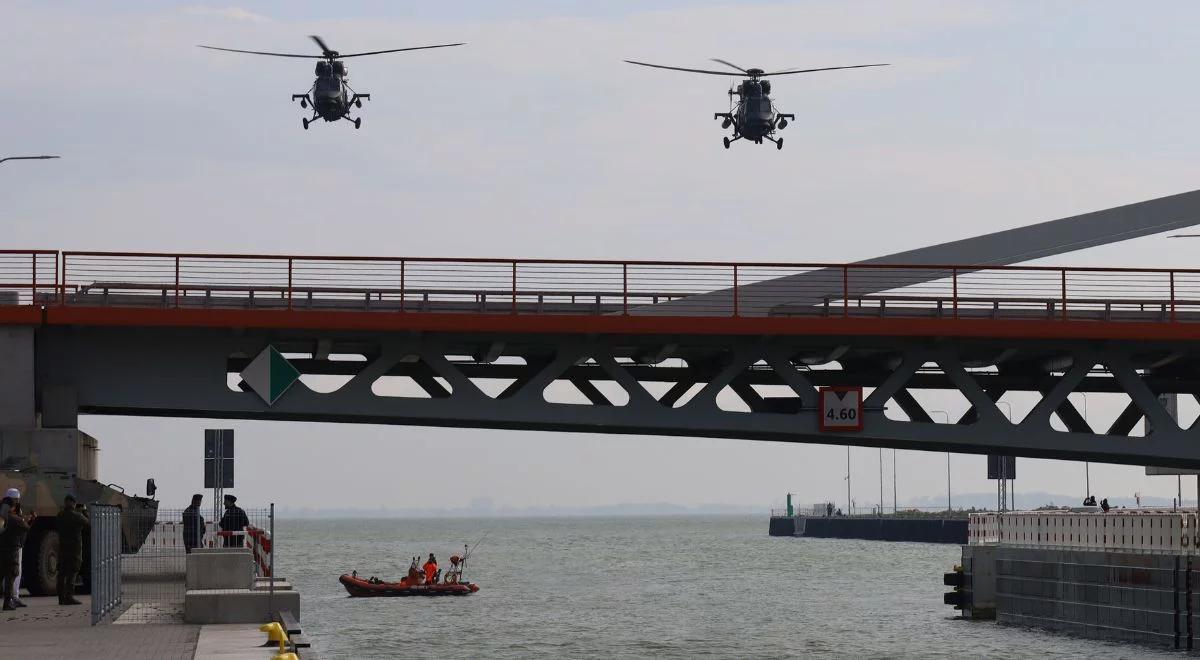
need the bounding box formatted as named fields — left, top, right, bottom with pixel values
left=0, top=595, right=199, bottom=659
left=194, top=624, right=285, bottom=660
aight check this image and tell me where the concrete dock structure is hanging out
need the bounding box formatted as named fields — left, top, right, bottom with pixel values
left=949, top=509, right=1200, bottom=650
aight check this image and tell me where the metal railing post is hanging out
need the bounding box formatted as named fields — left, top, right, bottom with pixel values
left=1171, top=271, right=1177, bottom=322
left=511, top=261, right=518, bottom=314
left=733, top=265, right=739, bottom=317
left=623, top=263, right=628, bottom=315
left=30, top=252, right=36, bottom=306
left=60, top=252, right=67, bottom=305
left=842, top=266, right=849, bottom=318
left=54, top=251, right=60, bottom=305
left=287, top=258, right=293, bottom=311
left=268, top=503, right=275, bottom=621
left=400, top=260, right=406, bottom=312
left=1060, top=269, right=1067, bottom=320
left=952, top=267, right=958, bottom=319
left=174, top=256, right=181, bottom=308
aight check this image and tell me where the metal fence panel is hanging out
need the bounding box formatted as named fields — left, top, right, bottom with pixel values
left=89, top=504, right=122, bottom=625
left=116, top=506, right=274, bottom=624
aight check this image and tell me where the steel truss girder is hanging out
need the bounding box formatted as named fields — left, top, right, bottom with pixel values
left=33, top=327, right=1200, bottom=469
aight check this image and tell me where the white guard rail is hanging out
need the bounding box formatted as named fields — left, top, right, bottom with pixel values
left=970, top=511, right=1200, bottom=554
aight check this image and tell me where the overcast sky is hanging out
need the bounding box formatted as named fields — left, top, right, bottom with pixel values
left=7, top=1, right=1200, bottom=511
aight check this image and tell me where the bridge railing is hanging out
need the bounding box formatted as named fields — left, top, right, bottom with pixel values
left=0, top=249, right=1193, bottom=323
left=969, top=510, right=1200, bottom=554
left=0, top=250, right=58, bottom=307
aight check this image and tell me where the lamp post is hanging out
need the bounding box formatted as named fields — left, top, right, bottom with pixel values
left=931, top=410, right=951, bottom=512
left=878, top=447, right=884, bottom=516
left=1078, top=393, right=1090, bottom=501
left=0, top=155, right=59, bottom=164
left=996, top=401, right=1014, bottom=512
left=845, top=445, right=851, bottom=516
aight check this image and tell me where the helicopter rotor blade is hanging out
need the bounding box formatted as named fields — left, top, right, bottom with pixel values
left=624, top=60, right=744, bottom=76
left=710, top=58, right=749, bottom=74
left=197, top=45, right=324, bottom=58
left=764, top=63, right=890, bottom=76
left=337, top=43, right=466, bottom=58
left=310, top=35, right=335, bottom=57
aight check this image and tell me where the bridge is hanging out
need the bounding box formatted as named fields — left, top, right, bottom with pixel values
left=7, top=190, right=1200, bottom=468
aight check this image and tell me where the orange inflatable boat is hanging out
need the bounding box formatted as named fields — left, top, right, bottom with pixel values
left=339, top=573, right=480, bottom=597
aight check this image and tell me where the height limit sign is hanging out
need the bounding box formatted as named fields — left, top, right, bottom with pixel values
left=819, top=387, right=863, bottom=432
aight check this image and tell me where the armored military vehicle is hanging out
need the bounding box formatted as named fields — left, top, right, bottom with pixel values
left=0, top=428, right=157, bottom=595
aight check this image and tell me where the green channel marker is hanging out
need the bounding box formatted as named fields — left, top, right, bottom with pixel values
left=240, top=345, right=300, bottom=405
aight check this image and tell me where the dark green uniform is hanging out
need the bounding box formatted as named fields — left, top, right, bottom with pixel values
left=56, top=507, right=88, bottom=602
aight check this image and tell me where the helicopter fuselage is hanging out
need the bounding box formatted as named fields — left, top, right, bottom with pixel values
left=292, top=58, right=371, bottom=129
left=312, top=71, right=350, bottom=121
left=733, top=90, right=776, bottom=140
left=714, top=78, right=793, bottom=149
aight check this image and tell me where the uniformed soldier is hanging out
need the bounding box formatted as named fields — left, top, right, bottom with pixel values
left=0, top=501, right=30, bottom=611
left=219, top=494, right=250, bottom=548
left=55, top=495, right=88, bottom=606
left=182, top=494, right=205, bottom=553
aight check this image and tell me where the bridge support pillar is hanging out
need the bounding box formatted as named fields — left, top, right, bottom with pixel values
left=0, top=327, right=34, bottom=429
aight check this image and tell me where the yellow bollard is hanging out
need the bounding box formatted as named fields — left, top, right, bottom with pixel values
left=272, top=654, right=299, bottom=660
left=259, top=621, right=289, bottom=651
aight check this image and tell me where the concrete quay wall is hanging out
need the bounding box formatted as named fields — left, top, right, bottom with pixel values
left=769, top=515, right=966, bottom=544
left=990, top=546, right=1195, bottom=649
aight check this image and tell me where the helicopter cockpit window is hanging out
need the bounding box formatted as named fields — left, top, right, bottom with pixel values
left=315, top=77, right=341, bottom=96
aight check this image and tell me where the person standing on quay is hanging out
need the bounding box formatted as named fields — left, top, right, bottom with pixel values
left=0, top=501, right=30, bottom=611
left=1, top=488, right=26, bottom=608
left=55, top=495, right=87, bottom=605
left=182, top=494, right=205, bottom=553
left=219, top=494, right=249, bottom=548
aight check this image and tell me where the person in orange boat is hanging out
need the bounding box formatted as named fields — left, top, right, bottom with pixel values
left=423, top=553, right=439, bottom=585
left=404, top=556, right=421, bottom=585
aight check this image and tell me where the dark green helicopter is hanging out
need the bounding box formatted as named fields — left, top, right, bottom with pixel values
left=625, top=59, right=888, bottom=149
left=199, top=36, right=464, bottom=129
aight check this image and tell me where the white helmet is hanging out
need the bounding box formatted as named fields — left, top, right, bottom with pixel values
left=4, top=488, right=20, bottom=499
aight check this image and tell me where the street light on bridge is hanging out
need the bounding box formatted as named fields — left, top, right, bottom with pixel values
left=0, top=155, right=60, bottom=164
left=930, top=410, right=952, bottom=512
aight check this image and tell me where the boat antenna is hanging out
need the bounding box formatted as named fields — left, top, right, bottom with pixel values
left=462, top=531, right=488, bottom=562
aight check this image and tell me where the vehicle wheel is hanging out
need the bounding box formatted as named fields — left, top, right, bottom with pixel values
left=777, top=138, right=784, bottom=150
left=723, top=137, right=730, bottom=150
left=355, top=99, right=362, bottom=108
left=778, top=118, right=788, bottom=129
left=354, top=118, right=362, bottom=129
left=302, top=118, right=310, bottom=130
left=721, top=119, right=732, bottom=129
left=300, top=98, right=307, bottom=109
left=24, top=529, right=59, bottom=596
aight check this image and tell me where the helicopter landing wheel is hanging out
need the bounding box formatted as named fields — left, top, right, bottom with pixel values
left=300, top=98, right=307, bottom=109
left=302, top=118, right=310, bottom=130
left=355, top=99, right=362, bottom=108
left=721, top=119, right=732, bottom=129
left=354, top=118, right=362, bottom=129
left=776, top=138, right=783, bottom=151
left=778, top=118, right=788, bottom=129
left=723, top=137, right=731, bottom=150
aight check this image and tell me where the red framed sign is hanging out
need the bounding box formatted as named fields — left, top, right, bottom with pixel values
left=819, top=386, right=864, bottom=432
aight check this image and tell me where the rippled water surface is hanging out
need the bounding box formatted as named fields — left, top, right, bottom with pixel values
left=275, top=516, right=1170, bottom=659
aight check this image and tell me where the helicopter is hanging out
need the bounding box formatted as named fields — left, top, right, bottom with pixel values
left=624, top=59, right=888, bottom=149
left=199, top=36, right=464, bottom=129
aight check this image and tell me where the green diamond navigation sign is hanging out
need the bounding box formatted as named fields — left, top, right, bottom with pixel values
left=240, top=346, right=300, bottom=405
